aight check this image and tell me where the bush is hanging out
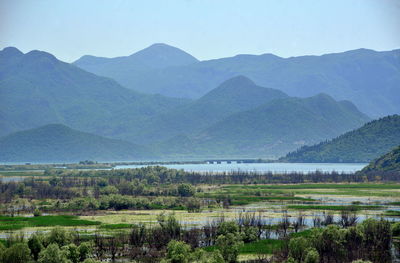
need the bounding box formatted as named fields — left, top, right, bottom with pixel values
left=304, top=248, right=319, bottom=263
left=33, top=208, right=42, bottom=217
left=177, top=184, right=195, bottom=197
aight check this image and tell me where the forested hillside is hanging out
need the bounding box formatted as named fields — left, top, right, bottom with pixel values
left=282, top=115, right=400, bottom=162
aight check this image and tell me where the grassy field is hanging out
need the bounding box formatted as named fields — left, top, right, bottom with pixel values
left=287, top=205, right=381, bottom=211
left=0, top=215, right=100, bottom=230
left=218, top=184, right=400, bottom=198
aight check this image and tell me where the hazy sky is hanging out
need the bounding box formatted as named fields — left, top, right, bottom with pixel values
left=1, top=0, right=399, bottom=62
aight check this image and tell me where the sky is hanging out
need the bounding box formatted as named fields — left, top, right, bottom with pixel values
left=1, top=0, right=400, bottom=62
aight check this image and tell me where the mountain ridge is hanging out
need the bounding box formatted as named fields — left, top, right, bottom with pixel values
left=73, top=44, right=400, bottom=117
left=0, top=124, right=153, bottom=162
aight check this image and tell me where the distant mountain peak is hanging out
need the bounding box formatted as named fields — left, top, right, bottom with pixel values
left=1, top=46, right=23, bottom=57
left=24, top=50, right=58, bottom=62
left=129, top=43, right=199, bottom=64
left=218, top=75, right=256, bottom=87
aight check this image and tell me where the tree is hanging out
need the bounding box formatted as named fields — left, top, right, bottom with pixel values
left=63, top=244, right=80, bottom=263
left=46, top=227, right=71, bottom=247
left=28, top=233, right=44, bottom=261
left=289, top=237, right=311, bottom=262
left=2, top=243, right=32, bottom=263
left=78, top=242, right=92, bottom=262
left=215, top=233, right=243, bottom=263
left=38, top=243, right=71, bottom=263
left=164, top=240, right=191, bottom=263
left=177, top=184, right=195, bottom=197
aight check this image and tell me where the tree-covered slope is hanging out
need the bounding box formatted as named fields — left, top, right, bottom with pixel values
left=281, top=115, right=400, bottom=163
left=158, top=93, right=370, bottom=158
left=0, top=47, right=188, bottom=137
left=75, top=46, right=400, bottom=117
left=0, top=124, right=153, bottom=162
left=123, top=76, right=289, bottom=144
left=359, top=145, right=400, bottom=174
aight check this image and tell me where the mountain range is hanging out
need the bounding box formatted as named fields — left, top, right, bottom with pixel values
left=74, top=44, right=400, bottom=118
left=1, top=44, right=396, bottom=161
left=0, top=46, right=188, bottom=138
left=0, top=124, right=152, bottom=162
left=156, top=92, right=369, bottom=158
left=281, top=115, right=400, bottom=163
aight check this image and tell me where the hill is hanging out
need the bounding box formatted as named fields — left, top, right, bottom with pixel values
left=157, top=93, right=370, bottom=158
left=281, top=115, right=400, bottom=163
left=0, top=124, right=153, bottom=162
left=74, top=43, right=198, bottom=92
left=359, top=145, right=400, bottom=174
left=74, top=46, right=400, bottom=117
left=0, top=47, right=188, bottom=137
left=123, top=76, right=289, bottom=144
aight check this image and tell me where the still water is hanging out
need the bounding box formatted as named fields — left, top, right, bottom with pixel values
left=115, top=162, right=367, bottom=173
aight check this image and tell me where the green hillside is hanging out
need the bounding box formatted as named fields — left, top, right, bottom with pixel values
left=122, top=76, right=289, bottom=144
left=359, top=145, right=400, bottom=174
left=0, top=124, right=153, bottom=162
left=281, top=115, right=400, bottom=163
left=0, top=47, right=188, bottom=137
left=158, top=93, right=370, bottom=158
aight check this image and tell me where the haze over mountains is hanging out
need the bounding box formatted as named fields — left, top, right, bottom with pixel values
left=1, top=44, right=399, bottom=161
left=0, top=124, right=151, bottom=162
left=0, top=46, right=187, bottom=137
left=74, top=44, right=400, bottom=117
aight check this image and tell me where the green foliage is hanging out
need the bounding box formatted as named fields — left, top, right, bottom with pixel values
left=289, top=237, right=311, bottom=262
left=63, top=244, right=80, bottom=263
left=38, top=243, right=70, bottom=263
left=77, top=242, right=92, bottom=262
left=303, top=248, right=319, bottom=263
left=283, top=115, right=400, bottom=163
left=2, top=243, right=32, bottom=263
left=33, top=208, right=42, bottom=217
left=28, top=233, right=44, bottom=261
left=177, top=184, right=195, bottom=197
left=46, top=228, right=72, bottom=247
left=361, top=145, right=400, bottom=173
left=165, top=240, right=191, bottom=263
left=392, top=222, right=400, bottom=236
left=216, top=232, right=243, bottom=263
left=0, top=215, right=100, bottom=231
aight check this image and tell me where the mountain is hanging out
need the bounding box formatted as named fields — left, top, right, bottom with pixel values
left=359, top=145, right=400, bottom=174
left=74, top=43, right=198, bottom=93
left=281, top=115, right=400, bottom=163
left=157, top=93, right=370, bottom=158
left=0, top=47, right=188, bottom=137
left=74, top=46, right=400, bottom=117
left=0, top=124, right=153, bottom=162
left=121, top=76, right=289, bottom=144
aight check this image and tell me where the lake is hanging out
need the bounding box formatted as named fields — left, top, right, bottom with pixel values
left=115, top=162, right=367, bottom=173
